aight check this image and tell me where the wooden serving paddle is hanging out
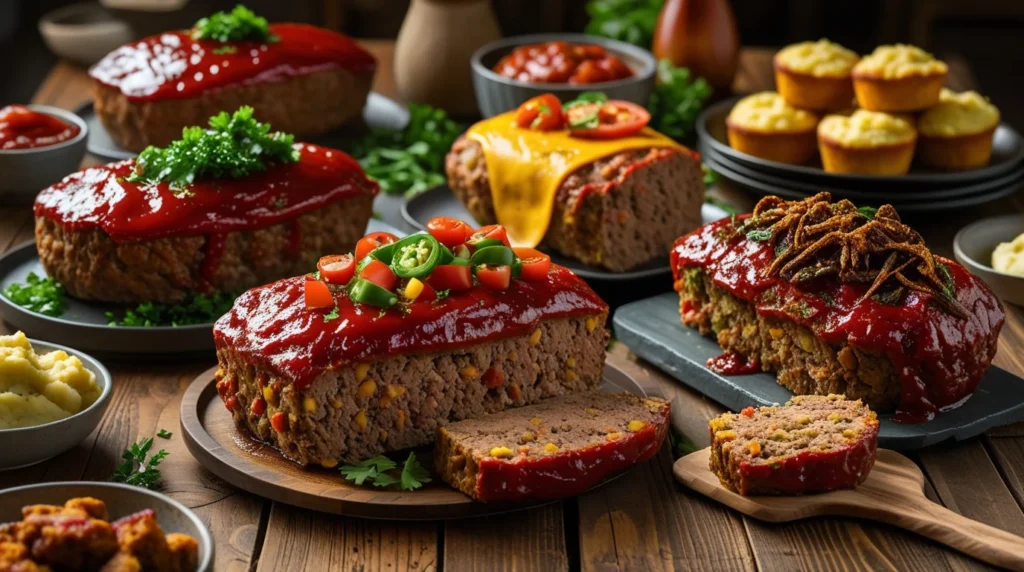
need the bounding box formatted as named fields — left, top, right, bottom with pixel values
left=675, top=447, right=1024, bottom=571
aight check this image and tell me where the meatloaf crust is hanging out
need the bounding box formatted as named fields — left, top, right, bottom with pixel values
left=446, top=137, right=704, bottom=272
left=93, top=68, right=372, bottom=152
left=35, top=196, right=373, bottom=305
left=215, top=313, right=609, bottom=466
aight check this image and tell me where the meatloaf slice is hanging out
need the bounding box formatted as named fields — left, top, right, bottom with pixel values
left=435, top=391, right=670, bottom=502
left=446, top=138, right=704, bottom=272
left=35, top=197, right=372, bottom=305
left=709, top=395, right=879, bottom=495
left=215, top=314, right=610, bottom=467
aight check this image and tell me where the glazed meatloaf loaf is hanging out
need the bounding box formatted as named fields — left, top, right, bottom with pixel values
left=709, top=395, right=879, bottom=495
left=213, top=223, right=610, bottom=467
left=436, top=391, right=670, bottom=502
left=673, top=192, right=1004, bottom=420
left=89, top=7, right=375, bottom=151
left=446, top=106, right=704, bottom=272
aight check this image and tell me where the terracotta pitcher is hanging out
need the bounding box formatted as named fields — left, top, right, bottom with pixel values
left=652, top=0, right=740, bottom=91
left=394, top=0, right=502, bottom=117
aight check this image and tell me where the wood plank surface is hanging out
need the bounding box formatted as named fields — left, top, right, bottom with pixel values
left=444, top=504, right=569, bottom=572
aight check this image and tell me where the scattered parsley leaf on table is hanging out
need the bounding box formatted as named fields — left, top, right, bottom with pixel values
left=157, top=429, right=173, bottom=439
left=339, top=453, right=431, bottom=490
left=112, top=438, right=168, bottom=490
left=2, top=272, right=66, bottom=317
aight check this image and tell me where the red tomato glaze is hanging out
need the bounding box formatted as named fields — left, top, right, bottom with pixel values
left=671, top=217, right=1005, bottom=422
left=707, top=351, right=760, bottom=375
left=89, top=23, right=376, bottom=101
left=493, top=41, right=634, bottom=84
left=212, top=265, right=608, bottom=391
left=0, top=105, right=81, bottom=150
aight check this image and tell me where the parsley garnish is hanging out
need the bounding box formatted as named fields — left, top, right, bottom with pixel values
left=324, top=305, right=340, bottom=323
left=857, top=206, right=878, bottom=220
left=2, top=272, right=66, bottom=317
left=434, top=289, right=451, bottom=301
left=584, top=0, right=663, bottom=47
left=211, top=45, right=238, bottom=55
left=936, top=262, right=956, bottom=298
left=340, top=453, right=431, bottom=490
left=648, top=59, right=712, bottom=139
left=157, top=429, right=173, bottom=439
left=746, top=229, right=773, bottom=242
left=105, top=291, right=237, bottom=327
left=668, top=425, right=698, bottom=459
left=193, top=5, right=276, bottom=43
left=112, top=438, right=168, bottom=490
left=127, top=106, right=299, bottom=193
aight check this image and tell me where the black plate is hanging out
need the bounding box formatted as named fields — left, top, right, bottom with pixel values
left=0, top=220, right=403, bottom=356
left=703, top=151, right=1024, bottom=212
left=401, top=184, right=730, bottom=282
left=698, top=97, right=1024, bottom=189
left=79, top=92, right=409, bottom=161
left=614, top=293, right=1024, bottom=450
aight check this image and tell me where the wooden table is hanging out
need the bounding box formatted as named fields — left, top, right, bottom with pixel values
left=2, top=42, right=1023, bottom=572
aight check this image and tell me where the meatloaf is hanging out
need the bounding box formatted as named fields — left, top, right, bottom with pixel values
left=213, top=265, right=610, bottom=467
left=672, top=193, right=1004, bottom=419
left=709, top=395, right=879, bottom=495
left=34, top=145, right=377, bottom=305
left=446, top=117, right=704, bottom=272
left=89, top=22, right=375, bottom=152
left=435, top=391, right=670, bottom=502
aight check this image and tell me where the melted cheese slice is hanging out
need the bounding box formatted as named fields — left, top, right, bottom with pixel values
left=465, top=111, right=685, bottom=247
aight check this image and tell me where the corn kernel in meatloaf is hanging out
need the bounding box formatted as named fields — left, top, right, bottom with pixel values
left=709, top=395, right=879, bottom=495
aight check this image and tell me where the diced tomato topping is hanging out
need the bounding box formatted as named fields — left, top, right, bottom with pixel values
left=512, top=247, right=552, bottom=281
left=472, top=225, right=511, bottom=247
left=568, top=100, right=650, bottom=140
left=317, top=254, right=356, bottom=285
left=304, top=278, right=334, bottom=310
left=224, top=394, right=238, bottom=411
left=477, top=264, right=512, bottom=290
left=271, top=411, right=287, bottom=432
left=741, top=406, right=755, bottom=417
left=426, top=216, right=474, bottom=247
left=251, top=396, right=266, bottom=416
left=482, top=367, right=505, bottom=389
left=514, top=93, right=565, bottom=131
left=355, top=231, right=399, bottom=262
left=426, top=264, right=473, bottom=291
left=359, top=259, right=398, bottom=291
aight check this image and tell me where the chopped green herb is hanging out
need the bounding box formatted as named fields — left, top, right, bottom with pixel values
left=704, top=194, right=737, bottom=216
left=702, top=163, right=719, bottom=186
left=323, top=305, right=340, bottom=323
left=193, top=4, right=276, bottom=43
left=585, top=0, right=664, bottom=48
left=105, top=291, right=237, bottom=327
left=668, top=425, right=698, bottom=459
left=857, top=206, right=878, bottom=220
left=434, top=289, right=451, bottom=301
left=211, top=45, right=238, bottom=55
left=340, top=453, right=431, bottom=491
left=871, top=287, right=904, bottom=306
left=157, top=429, right=173, bottom=439
left=746, top=229, right=773, bottom=242
left=606, top=337, right=618, bottom=351
left=648, top=59, right=712, bottom=140
left=3, top=272, right=66, bottom=317
left=127, top=106, right=299, bottom=193
left=936, top=262, right=956, bottom=298
left=112, top=438, right=168, bottom=490
left=563, top=91, right=608, bottom=110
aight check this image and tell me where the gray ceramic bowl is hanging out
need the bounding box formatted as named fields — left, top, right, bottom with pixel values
left=0, top=339, right=112, bottom=470
left=954, top=215, right=1024, bottom=307
left=0, top=481, right=213, bottom=572
left=471, top=33, right=657, bottom=118
left=0, top=105, right=87, bottom=204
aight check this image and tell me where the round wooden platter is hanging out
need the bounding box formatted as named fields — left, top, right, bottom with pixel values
left=180, top=363, right=649, bottom=520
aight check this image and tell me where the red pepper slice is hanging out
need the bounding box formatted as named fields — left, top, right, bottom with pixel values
left=304, top=277, right=334, bottom=309
left=359, top=259, right=398, bottom=291
left=512, top=247, right=552, bottom=280
left=568, top=100, right=650, bottom=139
left=426, top=216, right=474, bottom=247
left=426, top=264, right=473, bottom=291
left=355, top=231, right=399, bottom=262
left=317, top=254, right=356, bottom=285
left=477, top=264, right=512, bottom=290
left=514, top=93, right=565, bottom=131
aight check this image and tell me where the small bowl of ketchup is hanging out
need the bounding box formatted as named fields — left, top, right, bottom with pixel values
left=0, top=104, right=87, bottom=204
left=471, top=33, right=657, bottom=118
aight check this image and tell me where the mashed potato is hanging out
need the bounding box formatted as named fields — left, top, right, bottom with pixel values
left=0, top=332, right=100, bottom=429
left=993, top=233, right=1024, bottom=277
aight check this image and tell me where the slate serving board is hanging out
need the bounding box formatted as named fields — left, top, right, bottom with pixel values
left=613, top=293, right=1024, bottom=450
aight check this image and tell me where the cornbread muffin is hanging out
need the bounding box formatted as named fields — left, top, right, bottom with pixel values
left=917, top=89, right=1000, bottom=170
left=726, top=92, right=820, bottom=164
left=818, top=110, right=917, bottom=174
left=852, top=44, right=948, bottom=112
left=774, top=39, right=859, bottom=111
left=709, top=395, right=879, bottom=495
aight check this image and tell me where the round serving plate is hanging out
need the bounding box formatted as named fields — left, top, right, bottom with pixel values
left=0, top=481, right=214, bottom=572
left=697, top=97, right=1024, bottom=190
left=0, top=220, right=403, bottom=357
left=79, top=92, right=410, bottom=161
left=180, top=362, right=652, bottom=520
left=401, top=184, right=730, bottom=282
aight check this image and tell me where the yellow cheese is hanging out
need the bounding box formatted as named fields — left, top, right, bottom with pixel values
left=465, top=111, right=684, bottom=247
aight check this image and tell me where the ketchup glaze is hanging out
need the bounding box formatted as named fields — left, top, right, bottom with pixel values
left=0, top=105, right=81, bottom=150
left=89, top=23, right=376, bottom=101
left=213, top=265, right=608, bottom=391
left=672, top=217, right=1005, bottom=422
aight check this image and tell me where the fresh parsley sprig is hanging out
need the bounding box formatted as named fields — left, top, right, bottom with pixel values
left=340, top=452, right=431, bottom=491
left=648, top=59, right=712, bottom=140
left=112, top=438, right=168, bottom=490
left=2, top=272, right=65, bottom=317
left=104, top=291, right=238, bottom=327
left=193, top=4, right=276, bottom=43
left=585, top=0, right=664, bottom=48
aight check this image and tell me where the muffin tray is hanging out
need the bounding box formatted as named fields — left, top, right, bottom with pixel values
left=613, top=293, right=1024, bottom=450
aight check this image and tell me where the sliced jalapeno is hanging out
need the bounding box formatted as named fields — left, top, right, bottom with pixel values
left=369, top=242, right=398, bottom=265
left=347, top=278, right=397, bottom=308
left=452, top=244, right=472, bottom=260
left=468, top=238, right=502, bottom=250
left=471, top=245, right=516, bottom=267
left=390, top=233, right=443, bottom=279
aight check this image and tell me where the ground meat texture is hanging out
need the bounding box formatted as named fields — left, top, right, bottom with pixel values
left=446, top=137, right=704, bottom=272
left=216, top=313, right=609, bottom=467
left=709, top=395, right=879, bottom=495
left=34, top=195, right=372, bottom=305
left=679, top=268, right=902, bottom=411
left=435, top=391, right=670, bottom=502
left=92, top=68, right=372, bottom=152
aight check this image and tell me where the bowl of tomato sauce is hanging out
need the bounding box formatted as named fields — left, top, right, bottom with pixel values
left=0, top=104, right=87, bottom=204
left=471, top=34, right=656, bottom=118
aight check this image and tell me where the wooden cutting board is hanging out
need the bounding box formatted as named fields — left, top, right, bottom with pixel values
left=675, top=447, right=1024, bottom=571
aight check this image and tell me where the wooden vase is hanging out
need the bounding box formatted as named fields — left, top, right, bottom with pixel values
left=652, top=0, right=740, bottom=91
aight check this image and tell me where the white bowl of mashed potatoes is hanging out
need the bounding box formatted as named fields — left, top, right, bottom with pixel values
left=954, top=215, right=1024, bottom=308
left=0, top=332, right=112, bottom=469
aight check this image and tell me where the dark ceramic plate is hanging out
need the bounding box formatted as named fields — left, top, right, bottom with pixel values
left=702, top=152, right=1024, bottom=213
left=613, top=293, right=1024, bottom=450
left=0, top=220, right=403, bottom=357
left=401, top=184, right=730, bottom=282
left=697, top=97, right=1024, bottom=189
left=79, top=92, right=409, bottom=161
